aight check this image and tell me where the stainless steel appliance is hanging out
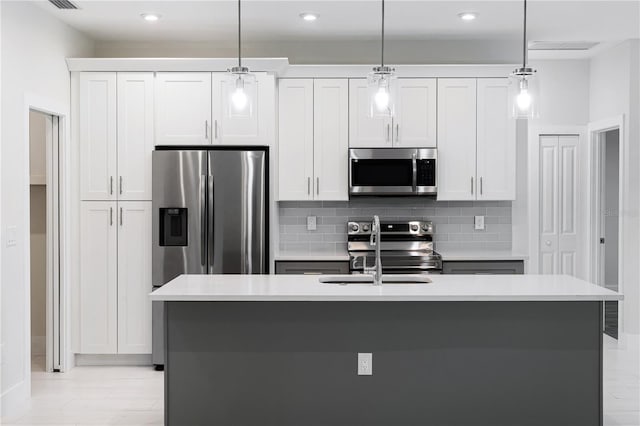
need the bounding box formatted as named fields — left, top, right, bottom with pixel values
left=152, top=147, right=269, bottom=367
left=348, top=219, right=442, bottom=274
left=349, top=148, right=437, bottom=196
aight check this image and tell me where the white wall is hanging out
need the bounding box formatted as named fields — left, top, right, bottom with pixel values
left=0, top=1, right=94, bottom=414
left=589, top=40, right=640, bottom=335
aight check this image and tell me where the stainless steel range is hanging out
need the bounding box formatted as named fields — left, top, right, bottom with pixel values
left=348, top=219, right=443, bottom=274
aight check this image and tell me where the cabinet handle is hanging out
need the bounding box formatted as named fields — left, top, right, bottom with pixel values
left=480, top=177, right=483, bottom=195
left=120, top=207, right=123, bottom=226
left=110, top=207, right=113, bottom=226
left=214, top=120, right=218, bottom=140
left=307, top=177, right=311, bottom=195
left=119, top=176, right=123, bottom=195
left=396, top=123, right=399, bottom=143
left=205, top=120, right=209, bottom=140
left=471, top=177, right=474, bottom=195
left=386, top=124, right=390, bottom=143
left=110, top=176, right=113, bottom=195
left=317, top=177, right=320, bottom=196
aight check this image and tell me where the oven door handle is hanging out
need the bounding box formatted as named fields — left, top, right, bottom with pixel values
left=411, top=153, right=417, bottom=193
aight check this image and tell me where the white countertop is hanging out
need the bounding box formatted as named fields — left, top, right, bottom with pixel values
left=436, top=249, right=528, bottom=261
left=150, top=274, right=622, bottom=302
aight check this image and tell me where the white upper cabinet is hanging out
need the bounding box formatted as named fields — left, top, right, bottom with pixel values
left=313, top=79, right=349, bottom=201
left=117, top=201, right=152, bottom=354
left=80, top=73, right=117, bottom=201
left=437, top=78, right=477, bottom=201
left=278, top=79, right=314, bottom=201
left=476, top=78, right=516, bottom=200
left=117, top=73, right=154, bottom=201
left=394, top=78, right=437, bottom=147
left=349, top=79, right=392, bottom=148
left=212, top=73, right=275, bottom=145
left=80, top=201, right=118, bottom=354
left=155, top=72, right=212, bottom=145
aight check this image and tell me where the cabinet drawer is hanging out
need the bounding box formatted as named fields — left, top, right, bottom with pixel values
left=275, top=261, right=350, bottom=275
left=442, top=260, right=524, bottom=275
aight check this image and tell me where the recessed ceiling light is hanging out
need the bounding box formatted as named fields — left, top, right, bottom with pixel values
left=141, top=13, right=161, bottom=22
left=458, top=12, right=477, bottom=21
left=299, top=12, right=318, bottom=22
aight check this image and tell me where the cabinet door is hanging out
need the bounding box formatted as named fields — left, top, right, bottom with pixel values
left=117, top=73, right=154, bottom=201
left=80, top=73, right=117, bottom=201
left=117, top=201, right=152, bottom=354
left=394, top=78, right=437, bottom=147
left=278, top=79, right=314, bottom=201
left=80, top=202, right=117, bottom=354
left=155, top=72, right=211, bottom=145
left=437, top=79, right=477, bottom=201
left=314, top=79, right=349, bottom=200
left=348, top=79, right=392, bottom=148
left=476, top=79, right=516, bottom=200
left=212, top=73, right=275, bottom=145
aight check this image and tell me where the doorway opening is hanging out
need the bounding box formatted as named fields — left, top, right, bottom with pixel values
left=28, top=108, right=62, bottom=372
left=593, top=128, right=621, bottom=339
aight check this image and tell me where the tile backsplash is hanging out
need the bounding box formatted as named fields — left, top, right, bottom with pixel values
left=278, top=199, right=512, bottom=255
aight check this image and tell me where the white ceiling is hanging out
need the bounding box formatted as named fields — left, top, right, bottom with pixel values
left=34, top=0, right=640, bottom=46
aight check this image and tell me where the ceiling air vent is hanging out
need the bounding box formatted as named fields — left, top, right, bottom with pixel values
left=529, top=41, right=599, bottom=51
left=49, top=0, right=79, bottom=10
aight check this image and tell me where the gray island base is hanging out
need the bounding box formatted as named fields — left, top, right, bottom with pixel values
left=164, top=300, right=603, bottom=426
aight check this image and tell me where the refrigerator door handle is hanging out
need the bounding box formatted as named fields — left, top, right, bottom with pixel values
left=207, top=175, right=215, bottom=273
left=200, top=175, right=207, bottom=267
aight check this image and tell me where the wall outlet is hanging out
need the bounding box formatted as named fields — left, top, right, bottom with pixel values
left=307, top=216, right=317, bottom=231
left=6, top=226, right=17, bottom=247
left=358, top=353, right=373, bottom=376
left=474, top=216, right=485, bottom=231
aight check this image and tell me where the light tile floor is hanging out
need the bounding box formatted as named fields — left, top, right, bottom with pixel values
left=3, top=334, right=638, bottom=425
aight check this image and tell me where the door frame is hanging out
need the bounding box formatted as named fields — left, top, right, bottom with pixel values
left=587, top=116, right=625, bottom=333
left=24, top=94, right=70, bottom=376
left=527, top=125, right=587, bottom=276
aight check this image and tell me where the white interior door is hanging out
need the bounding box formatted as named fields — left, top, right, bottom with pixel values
left=394, top=78, right=437, bottom=147
left=117, top=202, right=152, bottom=354
left=155, top=72, right=212, bottom=145
left=277, top=79, right=314, bottom=201
left=79, top=72, right=117, bottom=201
left=539, top=135, right=579, bottom=275
left=117, top=73, right=154, bottom=201
left=313, top=79, right=349, bottom=200
left=79, top=201, right=117, bottom=354
left=348, top=79, right=391, bottom=147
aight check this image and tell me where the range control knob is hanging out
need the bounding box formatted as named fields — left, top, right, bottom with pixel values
left=362, top=224, right=370, bottom=232
left=410, top=224, right=419, bottom=232
left=422, top=223, right=431, bottom=231
left=351, top=224, right=360, bottom=232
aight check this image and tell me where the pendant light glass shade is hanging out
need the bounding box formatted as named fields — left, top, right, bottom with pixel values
left=226, top=0, right=253, bottom=117
left=510, top=0, right=538, bottom=119
left=367, top=0, right=395, bottom=118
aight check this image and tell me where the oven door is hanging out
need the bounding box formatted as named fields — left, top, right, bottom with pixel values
left=349, top=252, right=443, bottom=274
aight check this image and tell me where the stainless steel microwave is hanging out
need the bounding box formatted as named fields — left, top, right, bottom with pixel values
left=349, top=148, right=437, bottom=196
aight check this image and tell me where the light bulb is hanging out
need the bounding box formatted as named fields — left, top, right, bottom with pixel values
left=374, top=86, right=390, bottom=111
left=231, top=87, right=248, bottom=111
left=516, top=88, right=531, bottom=111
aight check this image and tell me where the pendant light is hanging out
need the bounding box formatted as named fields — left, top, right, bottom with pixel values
left=509, top=0, right=539, bottom=119
left=367, top=0, right=396, bottom=118
left=227, top=0, right=254, bottom=116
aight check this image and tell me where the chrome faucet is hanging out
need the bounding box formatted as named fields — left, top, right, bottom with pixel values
left=365, top=215, right=383, bottom=285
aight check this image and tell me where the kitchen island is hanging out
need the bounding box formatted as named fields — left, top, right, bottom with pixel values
left=150, top=274, right=621, bottom=426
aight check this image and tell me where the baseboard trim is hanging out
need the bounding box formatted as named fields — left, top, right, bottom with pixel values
left=31, top=336, right=46, bottom=356
left=74, top=353, right=152, bottom=366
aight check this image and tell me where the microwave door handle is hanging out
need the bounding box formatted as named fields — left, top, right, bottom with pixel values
left=412, top=153, right=417, bottom=192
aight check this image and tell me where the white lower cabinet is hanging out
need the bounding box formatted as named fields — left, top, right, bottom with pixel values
left=79, top=201, right=152, bottom=354
left=278, top=78, right=348, bottom=201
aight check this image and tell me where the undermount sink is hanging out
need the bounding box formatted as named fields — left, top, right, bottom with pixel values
left=319, top=274, right=432, bottom=285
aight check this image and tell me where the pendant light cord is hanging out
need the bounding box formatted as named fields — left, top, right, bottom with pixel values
left=381, top=0, right=385, bottom=67
left=238, top=0, right=242, bottom=68
left=522, top=0, right=527, bottom=68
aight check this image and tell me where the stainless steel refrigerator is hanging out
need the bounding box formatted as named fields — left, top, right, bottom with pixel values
left=152, top=147, right=269, bottom=367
